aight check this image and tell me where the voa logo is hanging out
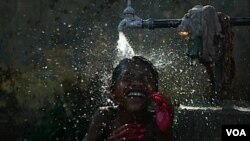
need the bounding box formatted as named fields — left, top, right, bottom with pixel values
left=226, top=129, right=246, bottom=136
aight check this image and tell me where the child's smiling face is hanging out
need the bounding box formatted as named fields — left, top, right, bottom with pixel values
left=112, top=60, right=157, bottom=112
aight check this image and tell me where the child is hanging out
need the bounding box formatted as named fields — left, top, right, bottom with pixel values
left=85, top=56, right=173, bottom=141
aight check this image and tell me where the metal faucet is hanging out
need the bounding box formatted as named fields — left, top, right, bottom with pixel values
left=118, top=0, right=250, bottom=32
left=117, top=0, right=142, bottom=32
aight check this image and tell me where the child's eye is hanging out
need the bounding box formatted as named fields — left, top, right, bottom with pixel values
left=143, top=75, right=154, bottom=82
left=120, top=73, right=133, bottom=81
left=122, top=76, right=131, bottom=81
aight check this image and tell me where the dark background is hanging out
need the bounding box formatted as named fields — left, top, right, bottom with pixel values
left=0, top=0, right=249, bottom=140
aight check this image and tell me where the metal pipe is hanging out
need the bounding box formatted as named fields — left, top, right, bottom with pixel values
left=127, top=0, right=131, bottom=6
left=142, top=19, right=182, bottom=29
left=141, top=17, right=250, bottom=30
left=118, top=17, right=250, bottom=31
left=230, top=17, right=250, bottom=26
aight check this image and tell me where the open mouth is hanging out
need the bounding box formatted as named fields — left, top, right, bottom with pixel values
left=125, top=89, right=147, bottom=100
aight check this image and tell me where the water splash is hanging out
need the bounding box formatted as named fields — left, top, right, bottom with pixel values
left=114, top=32, right=211, bottom=104
left=116, top=32, right=172, bottom=69
left=117, top=32, right=135, bottom=59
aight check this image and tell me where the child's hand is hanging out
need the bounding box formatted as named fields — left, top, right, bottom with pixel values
left=107, top=124, right=144, bottom=141
left=151, top=92, right=173, bottom=133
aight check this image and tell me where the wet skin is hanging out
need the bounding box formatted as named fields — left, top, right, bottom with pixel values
left=85, top=61, right=171, bottom=141
left=111, top=61, right=156, bottom=113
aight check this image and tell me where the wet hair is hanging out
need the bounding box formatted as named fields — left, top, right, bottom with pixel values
left=111, top=56, right=159, bottom=91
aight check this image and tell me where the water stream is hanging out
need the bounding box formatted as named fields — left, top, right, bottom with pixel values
left=116, top=32, right=135, bottom=59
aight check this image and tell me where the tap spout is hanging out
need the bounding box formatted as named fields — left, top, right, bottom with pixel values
left=117, top=16, right=142, bottom=32
left=118, top=19, right=127, bottom=32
